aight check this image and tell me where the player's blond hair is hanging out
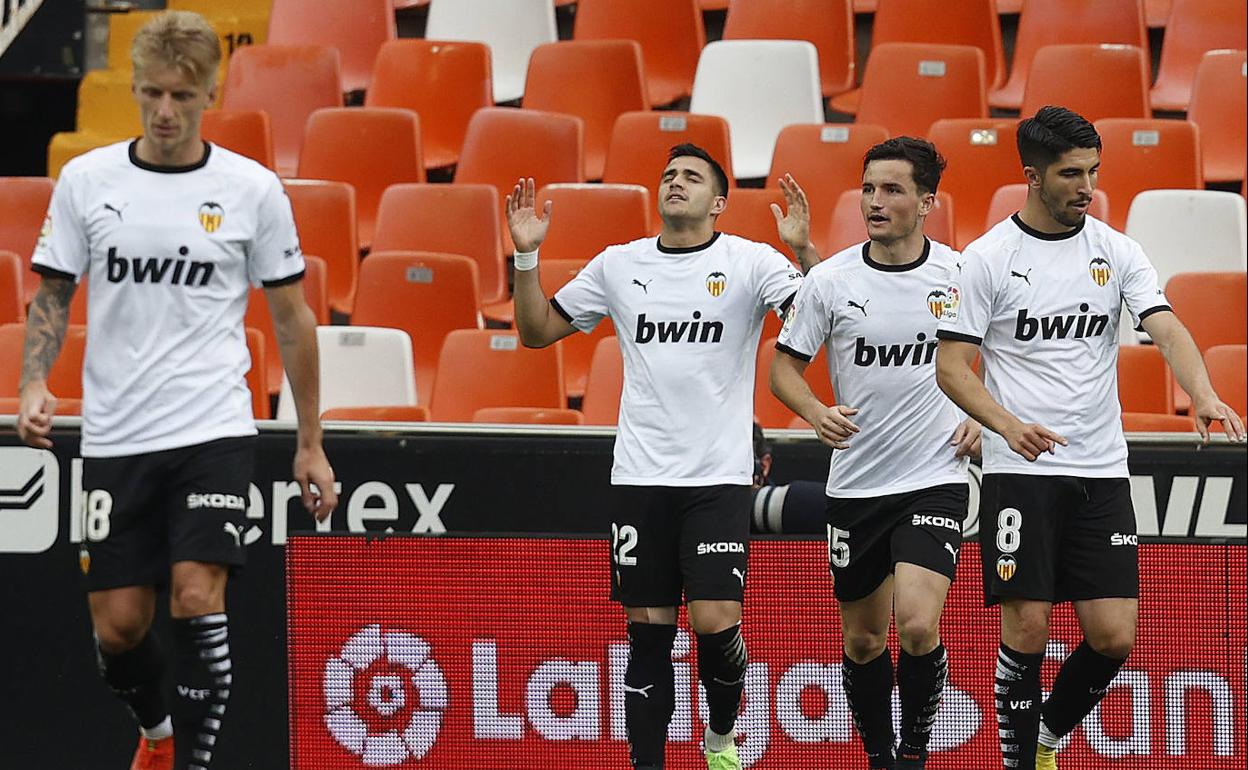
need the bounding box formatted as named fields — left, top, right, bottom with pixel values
left=131, top=10, right=220, bottom=87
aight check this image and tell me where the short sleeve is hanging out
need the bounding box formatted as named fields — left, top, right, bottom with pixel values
left=936, top=249, right=993, bottom=345
left=1118, top=240, right=1170, bottom=329
left=31, top=173, right=90, bottom=280
left=552, top=253, right=609, bottom=333
left=248, top=176, right=305, bottom=288
left=775, top=274, right=831, bottom=362
left=753, top=244, right=804, bottom=316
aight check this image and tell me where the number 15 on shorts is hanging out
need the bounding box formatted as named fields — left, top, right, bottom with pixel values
left=827, top=525, right=850, bottom=569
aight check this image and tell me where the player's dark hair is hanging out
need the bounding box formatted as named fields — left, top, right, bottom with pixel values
left=862, top=137, right=947, bottom=194
left=1016, top=105, right=1102, bottom=171
left=667, top=143, right=730, bottom=197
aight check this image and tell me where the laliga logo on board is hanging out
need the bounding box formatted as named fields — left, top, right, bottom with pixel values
left=324, top=624, right=448, bottom=766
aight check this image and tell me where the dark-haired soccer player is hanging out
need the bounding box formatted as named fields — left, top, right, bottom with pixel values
left=936, top=105, right=1245, bottom=770
left=508, top=144, right=817, bottom=770
left=16, top=11, right=336, bottom=770
left=772, top=137, right=980, bottom=770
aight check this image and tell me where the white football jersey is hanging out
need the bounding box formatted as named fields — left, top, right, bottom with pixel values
left=937, top=214, right=1170, bottom=477
left=778, top=239, right=970, bottom=497
left=554, top=233, right=802, bottom=485
left=32, top=141, right=305, bottom=457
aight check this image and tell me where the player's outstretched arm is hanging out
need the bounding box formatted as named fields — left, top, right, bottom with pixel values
left=770, top=174, right=821, bottom=272
left=770, top=349, right=859, bottom=449
left=17, top=275, right=76, bottom=448
left=936, top=339, right=1066, bottom=462
left=266, top=281, right=338, bottom=521
left=1142, top=311, right=1246, bottom=442
left=506, top=177, right=576, bottom=348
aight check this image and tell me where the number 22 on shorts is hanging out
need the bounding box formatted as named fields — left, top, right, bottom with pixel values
left=611, top=522, right=639, bottom=567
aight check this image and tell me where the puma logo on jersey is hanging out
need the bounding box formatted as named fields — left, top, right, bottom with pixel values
left=632, top=278, right=652, bottom=293
left=222, top=522, right=243, bottom=548
left=107, top=246, right=215, bottom=287
left=1014, top=304, right=1109, bottom=341
left=1010, top=268, right=1032, bottom=285
left=853, top=333, right=937, bottom=367
left=945, top=542, right=959, bottom=561
left=732, top=567, right=746, bottom=586
left=634, top=312, right=724, bottom=344
left=103, top=202, right=127, bottom=221
left=847, top=299, right=869, bottom=316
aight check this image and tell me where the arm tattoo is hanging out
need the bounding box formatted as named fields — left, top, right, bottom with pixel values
left=19, top=277, right=76, bottom=390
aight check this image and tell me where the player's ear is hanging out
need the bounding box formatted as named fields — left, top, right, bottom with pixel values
left=1023, top=164, right=1043, bottom=190
left=917, top=190, right=936, bottom=218
left=710, top=193, right=727, bottom=217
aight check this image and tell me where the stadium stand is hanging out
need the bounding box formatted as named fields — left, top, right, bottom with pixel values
left=1020, top=44, right=1152, bottom=123
left=321, top=405, right=430, bottom=421
left=221, top=44, right=342, bottom=177
left=690, top=40, right=823, bottom=179
left=574, top=0, right=705, bottom=107
left=755, top=337, right=836, bottom=429
left=296, top=107, right=425, bottom=249
left=283, top=179, right=358, bottom=316
left=242, top=255, right=329, bottom=396
left=535, top=184, right=651, bottom=261
left=1149, top=0, right=1248, bottom=111
left=364, top=40, right=492, bottom=170
left=425, top=0, right=557, bottom=103
left=0, top=176, right=53, bottom=304
left=1125, top=191, right=1247, bottom=287
left=580, top=335, right=623, bottom=425
left=1204, top=344, right=1248, bottom=417
left=472, top=406, right=585, bottom=425
left=536, top=258, right=617, bottom=400
left=1165, top=272, right=1248, bottom=354
left=351, top=251, right=482, bottom=404
left=276, top=325, right=417, bottom=419
left=1185, top=50, right=1247, bottom=184
left=201, top=109, right=273, bottom=170
left=1118, top=344, right=1174, bottom=415
left=925, top=119, right=1019, bottom=249
left=0, top=322, right=86, bottom=401
left=856, top=43, right=988, bottom=139
left=1121, top=412, right=1195, bottom=432
left=717, top=188, right=796, bottom=259
left=1096, top=119, right=1203, bottom=230
left=265, top=0, right=395, bottom=95
left=244, top=326, right=270, bottom=418
left=0, top=252, right=22, bottom=325
left=721, top=0, right=855, bottom=99
left=428, top=329, right=565, bottom=422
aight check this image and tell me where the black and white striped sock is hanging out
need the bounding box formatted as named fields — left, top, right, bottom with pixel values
left=172, top=614, right=232, bottom=770
left=995, top=644, right=1042, bottom=770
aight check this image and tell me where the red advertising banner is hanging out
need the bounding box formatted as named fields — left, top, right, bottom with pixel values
left=288, top=538, right=1245, bottom=769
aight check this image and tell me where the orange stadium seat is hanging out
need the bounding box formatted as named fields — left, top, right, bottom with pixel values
left=0, top=252, right=23, bottom=324
left=424, top=0, right=557, bottom=103
left=283, top=179, right=358, bottom=315
left=580, top=335, right=623, bottom=425
left=222, top=44, right=342, bottom=177
left=855, top=43, right=988, bottom=139
left=539, top=258, right=616, bottom=400
left=472, top=406, right=585, bottom=425
left=202, top=109, right=274, bottom=170
left=321, top=405, right=430, bottom=421
left=243, top=326, right=269, bottom=418
left=1149, top=0, right=1247, bottom=112
left=1118, top=344, right=1174, bottom=414
left=371, top=183, right=507, bottom=313
left=536, top=184, right=651, bottom=261
left=1020, top=44, right=1151, bottom=123
left=297, top=107, right=424, bottom=250
left=992, top=0, right=1147, bottom=111
left=242, top=255, right=329, bottom=396
left=0, top=322, right=86, bottom=400
left=756, top=337, right=837, bottom=429
left=767, top=123, right=890, bottom=253
left=352, top=252, right=482, bottom=404
left=603, top=111, right=734, bottom=230
left=830, top=0, right=1004, bottom=114
left=109, top=7, right=267, bottom=75
left=722, top=0, right=855, bottom=98
left=365, top=40, right=492, bottom=170
left=266, top=0, right=395, bottom=94
left=701, top=0, right=729, bottom=8
left=927, top=119, right=1020, bottom=249
left=1094, top=118, right=1203, bottom=230
left=1204, top=345, right=1247, bottom=417
left=46, top=132, right=126, bottom=180
left=1144, top=0, right=1172, bottom=27
left=428, top=329, right=564, bottom=422
left=0, top=177, right=53, bottom=303
left=74, top=69, right=142, bottom=137
left=984, top=184, right=1110, bottom=233
left=523, top=41, right=649, bottom=181
left=1165, top=272, right=1248, bottom=353
left=1186, top=50, right=1247, bottom=184
left=716, top=189, right=796, bottom=267
left=573, top=0, right=705, bottom=107
left=1121, top=412, right=1194, bottom=432
left=827, top=188, right=955, bottom=254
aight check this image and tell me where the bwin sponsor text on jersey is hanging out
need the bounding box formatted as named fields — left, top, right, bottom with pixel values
left=634, top=312, right=724, bottom=344
left=1014, top=304, right=1110, bottom=341
left=106, top=245, right=215, bottom=287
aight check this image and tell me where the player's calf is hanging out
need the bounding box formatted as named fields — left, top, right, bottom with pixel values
left=625, top=622, right=677, bottom=770
left=171, top=614, right=232, bottom=770
left=696, top=624, right=748, bottom=740
left=97, top=631, right=173, bottom=744
left=842, top=647, right=896, bottom=768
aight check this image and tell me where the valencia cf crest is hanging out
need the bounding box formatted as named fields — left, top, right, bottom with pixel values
left=198, top=201, right=225, bottom=233
left=996, top=554, right=1017, bottom=582
left=1089, top=257, right=1111, bottom=287
left=706, top=271, right=727, bottom=297
left=927, top=289, right=949, bottom=319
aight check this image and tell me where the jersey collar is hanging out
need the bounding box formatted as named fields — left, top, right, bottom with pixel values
left=128, top=140, right=212, bottom=173
left=657, top=231, right=721, bottom=254
left=1010, top=212, right=1086, bottom=241
left=861, top=237, right=930, bottom=273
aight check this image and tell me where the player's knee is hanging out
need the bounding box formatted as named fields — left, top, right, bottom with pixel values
left=842, top=628, right=888, bottom=663
left=696, top=624, right=748, bottom=684
left=94, top=616, right=150, bottom=654
left=896, top=615, right=940, bottom=655
left=170, top=580, right=224, bottom=617
left=1087, top=628, right=1135, bottom=660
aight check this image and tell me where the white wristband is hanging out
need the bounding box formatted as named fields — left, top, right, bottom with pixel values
left=514, top=249, right=539, bottom=272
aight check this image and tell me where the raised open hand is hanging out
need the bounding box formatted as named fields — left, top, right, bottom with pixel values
left=504, top=177, right=552, bottom=254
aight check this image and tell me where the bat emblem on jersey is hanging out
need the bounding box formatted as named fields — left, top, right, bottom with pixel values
left=632, top=278, right=652, bottom=294
left=103, top=202, right=127, bottom=221
left=846, top=299, right=869, bottom=316
left=198, top=201, right=225, bottom=233
left=706, top=272, right=727, bottom=297
left=927, top=289, right=949, bottom=319
left=1088, top=257, right=1112, bottom=287
left=996, top=554, right=1017, bottom=582
left=1010, top=268, right=1032, bottom=285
